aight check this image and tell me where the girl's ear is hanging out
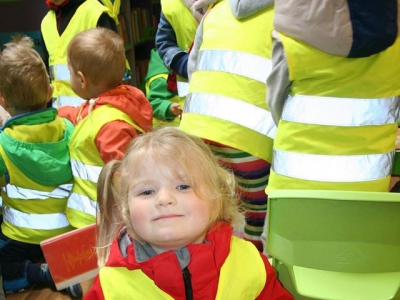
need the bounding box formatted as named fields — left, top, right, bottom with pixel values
left=78, top=71, right=88, bottom=89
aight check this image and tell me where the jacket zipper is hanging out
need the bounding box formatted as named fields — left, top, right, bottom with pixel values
left=182, top=267, right=193, bottom=300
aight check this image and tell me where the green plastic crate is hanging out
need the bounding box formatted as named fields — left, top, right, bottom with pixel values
left=266, top=189, right=400, bottom=300
left=392, top=151, right=400, bottom=175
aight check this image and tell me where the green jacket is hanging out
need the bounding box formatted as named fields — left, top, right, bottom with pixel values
left=0, top=108, right=75, bottom=243
left=0, top=108, right=73, bottom=186
left=144, top=48, right=180, bottom=126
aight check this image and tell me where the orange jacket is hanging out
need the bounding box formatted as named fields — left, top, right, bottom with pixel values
left=59, top=85, right=152, bottom=163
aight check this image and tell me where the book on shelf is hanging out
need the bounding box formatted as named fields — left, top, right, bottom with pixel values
left=40, top=223, right=98, bottom=291
left=118, top=13, right=131, bottom=48
left=131, top=6, right=154, bottom=44
left=136, top=58, right=150, bottom=86
left=131, top=8, right=141, bottom=44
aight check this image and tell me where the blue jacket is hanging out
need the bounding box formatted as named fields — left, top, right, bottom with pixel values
left=155, top=12, right=189, bottom=79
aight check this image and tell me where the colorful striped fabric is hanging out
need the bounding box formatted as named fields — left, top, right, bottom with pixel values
left=206, top=140, right=270, bottom=252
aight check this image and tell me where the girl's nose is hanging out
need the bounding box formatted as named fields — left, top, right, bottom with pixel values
left=155, top=188, right=176, bottom=207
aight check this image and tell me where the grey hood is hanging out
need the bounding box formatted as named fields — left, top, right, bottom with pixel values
left=191, top=0, right=273, bottom=19
left=229, top=0, right=274, bottom=19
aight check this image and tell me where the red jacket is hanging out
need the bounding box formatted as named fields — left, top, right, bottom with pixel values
left=85, top=222, right=293, bottom=299
left=59, top=85, right=152, bottom=163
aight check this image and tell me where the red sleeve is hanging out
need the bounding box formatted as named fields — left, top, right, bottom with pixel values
left=95, top=120, right=139, bottom=163
left=58, top=105, right=81, bottom=126
left=83, top=275, right=105, bottom=300
left=256, top=254, right=294, bottom=300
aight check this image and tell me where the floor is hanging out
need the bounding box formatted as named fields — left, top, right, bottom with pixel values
left=5, top=279, right=93, bottom=300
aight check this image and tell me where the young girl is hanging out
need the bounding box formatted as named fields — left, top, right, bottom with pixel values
left=84, top=127, right=293, bottom=299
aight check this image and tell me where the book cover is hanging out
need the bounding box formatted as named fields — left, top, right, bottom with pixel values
left=118, top=14, right=130, bottom=48
left=131, top=8, right=142, bottom=43
left=40, top=223, right=98, bottom=291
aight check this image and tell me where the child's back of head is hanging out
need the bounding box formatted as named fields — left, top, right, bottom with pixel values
left=0, top=36, right=50, bottom=113
left=67, top=27, right=126, bottom=91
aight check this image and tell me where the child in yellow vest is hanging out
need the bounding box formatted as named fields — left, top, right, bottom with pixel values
left=85, top=127, right=293, bottom=299
left=267, top=1, right=400, bottom=192
left=144, top=48, right=182, bottom=128
left=58, top=27, right=152, bottom=229
left=41, top=0, right=131, bottom=108
left=0, top=35, right=81, bottom=297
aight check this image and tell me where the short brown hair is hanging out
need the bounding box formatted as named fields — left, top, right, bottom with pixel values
left=67, top=27, right=126, bottom=88
left=0, top=35, right=50, bottom=111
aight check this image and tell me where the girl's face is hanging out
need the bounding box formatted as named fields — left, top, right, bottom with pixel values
left=128, top=164, right=212, bottom=253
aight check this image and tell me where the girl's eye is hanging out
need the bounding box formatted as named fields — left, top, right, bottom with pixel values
left=140, top=190, right=154, bottom=196
left=177, top=184, right=191, bottom=190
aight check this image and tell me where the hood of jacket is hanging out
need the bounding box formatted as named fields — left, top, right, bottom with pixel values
left=193, top=0, right=273, bottom=19
left=144, top=48, right=169, bottom=83
left=93, top=85, right=153, bottom=132
left=0, top=108, right=73, bottom=186
left=229, top=0, right=273, bottom=18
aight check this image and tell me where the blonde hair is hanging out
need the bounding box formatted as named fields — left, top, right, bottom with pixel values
left=96, top=127, right=243, bottom=266
left=0, top=35, right=50, bottom=111
left=67, top=27, right=125, bottom=88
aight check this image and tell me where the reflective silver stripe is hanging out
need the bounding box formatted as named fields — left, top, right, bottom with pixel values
left=196, top=49, right=272, bottom=83
left=272, top=148, right=393, bottom=182
left=53, top=95, right=85, bottom=108
left=5, top=184, right=72, bottom=200
left=184, top=92, right=277, bottom=139
left=177, top=81, right=189, bottom=97
left=54, top=64, right=70, bottom=81
left=68, top=192, right=97, bottom=217
left=3, top=205, right=70, bottom=230
left=283, top=95, right=400, bottom=126
left=71, top=159, right=102, bottom=183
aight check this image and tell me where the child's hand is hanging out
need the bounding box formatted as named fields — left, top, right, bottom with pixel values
left=171, top=103, right=182, bottom=117
left=395, top=129, right=400, bottom=150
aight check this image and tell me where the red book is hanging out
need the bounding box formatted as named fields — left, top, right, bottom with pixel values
left=40, top=223, right=98, bottom=290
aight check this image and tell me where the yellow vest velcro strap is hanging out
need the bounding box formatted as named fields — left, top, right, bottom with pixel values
left=273, top=148, right=394, bottom=182
left=67, top=192, right=97, bottom=217
left=197, top=49, right=272, bottom=83
left=99, top=0, right=120, bottom=22
left=6, top=183, right=72, bottom=200
left=3, top=205, right=70, bottom=230
left=283, top=95, right=400, bottom=126
left=71, top=159, right=102, bottom=183
left=184, top=92, right=277, bottom=139
left=54, top=64, right=70, bottom=81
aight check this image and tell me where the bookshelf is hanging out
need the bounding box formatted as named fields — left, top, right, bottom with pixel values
left=0, top=0, right=48, bottom=56
left=118, top=0, right=160, bottom=89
